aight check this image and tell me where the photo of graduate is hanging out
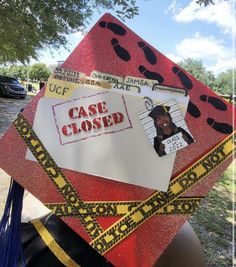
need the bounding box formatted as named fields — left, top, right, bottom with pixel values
left=148, top=104, right=194, bottom=157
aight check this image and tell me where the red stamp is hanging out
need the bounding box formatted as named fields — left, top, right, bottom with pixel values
left=52, top=92, right=132, bottom=145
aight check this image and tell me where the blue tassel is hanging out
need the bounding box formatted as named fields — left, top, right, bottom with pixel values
left=0, top=179, right=25, bottom=267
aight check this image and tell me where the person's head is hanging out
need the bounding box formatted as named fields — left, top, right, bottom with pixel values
left=148, top=105, right=177, bottom=137
left=155, top=112, right=172, bottom=130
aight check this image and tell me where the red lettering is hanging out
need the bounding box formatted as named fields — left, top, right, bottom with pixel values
left=62, top=125, right=72, bottom=136
left=112, top=112, right=124, bottom=124
left=71, top=123, right=81, bottom=134
left=92, top=117, right=102, bottom=129
left=88, top=104, right=98, bottom=116
left=65, top=104, right=125, bottom=138
left=78, top=106, right=88, bottom=118
left=68, top=107, right=78, bottom=119
left=81, top=120, right=92, bottom=132
left=98, top=102, right=108, bottom=114
left=102, top=115, right=113, bottom=127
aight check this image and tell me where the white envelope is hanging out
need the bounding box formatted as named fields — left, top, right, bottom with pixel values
left=26, top=86, right=188, bottom=191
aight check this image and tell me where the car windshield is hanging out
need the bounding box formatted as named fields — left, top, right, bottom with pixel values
left=0, top=76, right=19, bottom=84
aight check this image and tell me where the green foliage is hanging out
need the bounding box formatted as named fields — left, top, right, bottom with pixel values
left=0, top=0, right=228, bottom=64
left=213, top=69, right=235, bottom=95
left=114, top=0, right=139, bottom=19
left=190, top=162, right=234, bottom=267
left=0, top=57, right=233, bottom=96
left=0, top=67, right=8, bottom=76
left=0, top=65, right=29, bottom=80
left=0, top=63, right=51, bottom=81
left=179, top=58, right=233, bottom=96
left=196, top=0, right=229, bottom=6
left=28, top=63, right=51, bottom=81
left=179, top=58, right=215, bottom=89
left=0, top=0, right=139, bottom=64
left=196, top=0, right=215, bottom=6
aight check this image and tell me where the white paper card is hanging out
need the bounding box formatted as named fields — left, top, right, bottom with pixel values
left=26, top=84, right=192, bottom=191
left=162, top=132, right=188, bottom=154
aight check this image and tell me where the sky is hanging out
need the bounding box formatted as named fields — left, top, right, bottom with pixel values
left=32, top=0, right=235, bottom=76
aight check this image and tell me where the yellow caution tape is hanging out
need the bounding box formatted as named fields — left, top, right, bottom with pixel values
left=89, top=132, right=235, bottom=254
left=45, top=197, right=203, bottom=217
left=13, top=113, right=235, bottom=255
left=14, top=114, right=103, bottom=239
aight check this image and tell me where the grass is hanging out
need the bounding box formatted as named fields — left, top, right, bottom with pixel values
left=22, top=81, right=40, bottom=91
left=190, top=161, right=235, bottom=267
left=21, top=81, right=40, bottom=96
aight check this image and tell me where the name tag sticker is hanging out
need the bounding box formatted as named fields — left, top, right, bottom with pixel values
left=124, top=76, right=156, bottom=88
left=44, top=78, right=79, bottom=99
left=162, top=132, right=188, bottom=154
left=90, top=70, right=124, bottom=84
left=51, top=67, right=86, bottom=83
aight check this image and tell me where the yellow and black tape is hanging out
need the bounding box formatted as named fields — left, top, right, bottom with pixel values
left=13, top=113, right=235, bottom=256
left=13, top=114, right=103, bottom=239
left=89, top=132, right=235, bottom=254
left=45, top=197, right=203, bottom=217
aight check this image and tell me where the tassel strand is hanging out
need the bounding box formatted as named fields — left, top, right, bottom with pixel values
left=0, top=179, right=25, bottom=267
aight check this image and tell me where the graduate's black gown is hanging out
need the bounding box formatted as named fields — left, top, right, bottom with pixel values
left=20, top=214, right=114, bottom=267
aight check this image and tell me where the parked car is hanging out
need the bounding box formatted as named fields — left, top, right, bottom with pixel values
left=0, top=75, right=27, bottom=99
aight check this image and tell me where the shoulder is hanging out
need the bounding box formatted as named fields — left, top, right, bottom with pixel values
left=178, top=127, right=188, bottom=134
left=177, top=127, right=194, bottom=143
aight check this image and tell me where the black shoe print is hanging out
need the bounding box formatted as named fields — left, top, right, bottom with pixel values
left=187, top=101, right=201, bottom=118
left=207, top=118, right=232, bottom=134
left=111, top=38, right=131, bottom=62
left=138, top=41, right=157, bottom=65
left=99, top=21, right=126, bottom=35
left=138, top=65, right=164, bottom=84
left=172, top=66, right=193, bottom=90
left=200, top=95, right=227, bottom=111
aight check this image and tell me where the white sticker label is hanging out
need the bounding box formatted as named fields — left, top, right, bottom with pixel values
left=162, top=132, right=188, bottom=154
left=124, top=76, right=156, bottom=88
left=90, top=70, right=123, bottom=84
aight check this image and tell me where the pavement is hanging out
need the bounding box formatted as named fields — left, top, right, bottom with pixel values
left=0, top=169, right=11, bottom=218
left=0, top=92, right=50, bottom=220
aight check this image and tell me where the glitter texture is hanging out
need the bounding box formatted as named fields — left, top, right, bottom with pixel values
left=0, top=13, right=235, bottom=267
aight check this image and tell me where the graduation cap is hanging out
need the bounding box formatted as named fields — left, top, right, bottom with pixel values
left=148, top=105, right=170, bottom=119
left=0, top=13, right=235, bottom=267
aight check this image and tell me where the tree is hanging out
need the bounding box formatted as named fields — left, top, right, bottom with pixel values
left=0, top=65, right=28, bottom=80
left=0, top=0, right=228, bottom=64
left=0, top=67, right=9, bottom=76
left=0, top=0, right=139, bottom=64
left=179, top=58, right=215, bottom=89
left=28, top=63, right=51, bottom=81
left=18, top=65, right=29, bottom=80
left=214, top=69, right=235, bottom=95
left=8, top=65, right=23, bottom=78
left=196, top=0, right=229, bottom=6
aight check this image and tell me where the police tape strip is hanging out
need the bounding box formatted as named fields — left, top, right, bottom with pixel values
left=13, top=114, right=103, bottom=239
left=32, top=220, right=81, bottom=267
left=89, top=132, right=235, bottom=254
left=13, top=113, right=235, bottom=255
left=45, top=197, right=203, bottom=217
